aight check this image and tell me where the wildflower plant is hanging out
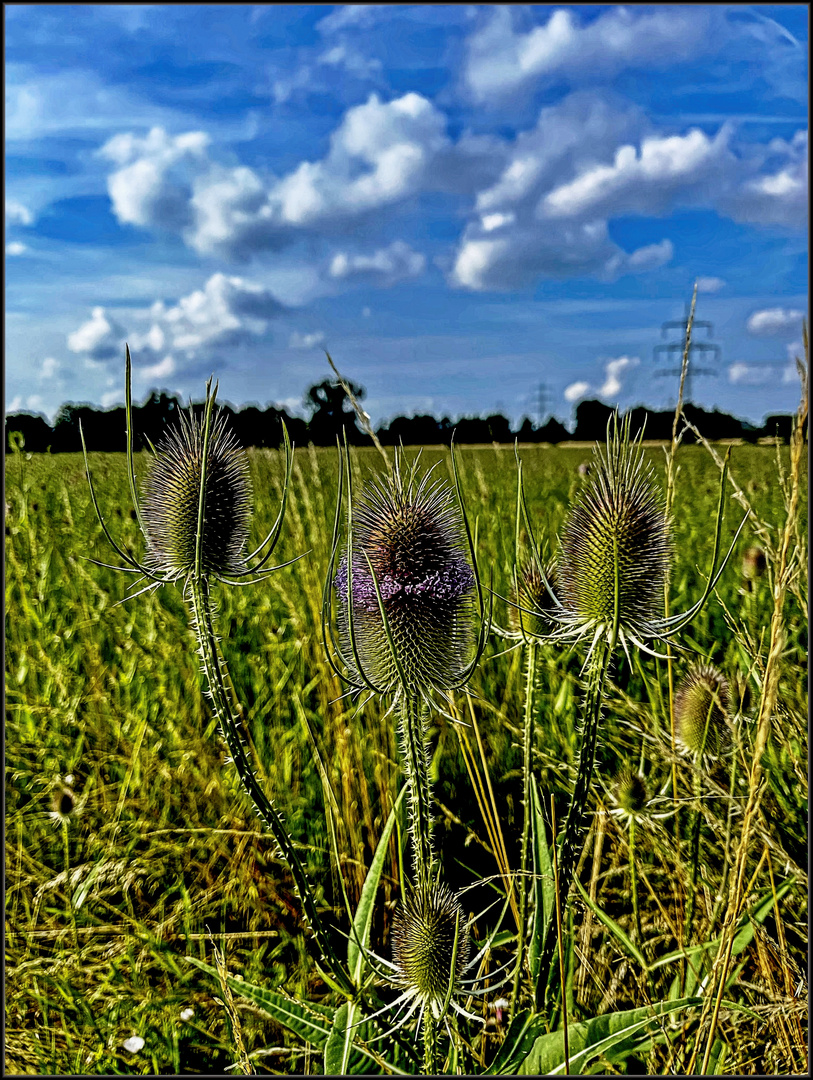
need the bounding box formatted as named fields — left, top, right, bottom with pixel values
left=82, top=347, right=355, bottom=996
left=323, top=440, right=492, bottom=1070
left=513, top=414, right=747, bottom=1004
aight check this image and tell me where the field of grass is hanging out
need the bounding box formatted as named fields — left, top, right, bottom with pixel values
left=5, top=426, right=808, bottom=1074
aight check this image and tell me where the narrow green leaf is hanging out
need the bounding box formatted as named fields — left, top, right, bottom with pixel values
left=349, top=787, right=407, bottom=984
left=185, top=957, right=333, bottom=1048
left=325, top=1001, right=358, bottom=1075
left=528, top=776, right=555, bottom=990
left=573, top=877, right=649, bottom=972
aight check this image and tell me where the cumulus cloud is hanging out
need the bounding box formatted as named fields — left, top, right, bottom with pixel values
left=67, top=306, right=126, bottom=361
left=6, top=241, right=28, bottom=256
left=696, top=276, right=725, bottom=293
left=65, top=274, right=287, bottom=380
left=328, top=240, right=425, bottom=284
left=541, top=128, right=733, bottom=220
left=598, top=356, right=640, bottom=398
left=289, top=331, right=326, bottom=350
left=101, top=127, right=210, bottom=231
left=563, top=357, right=639, bottom=405
left=101, top=95, right=452, bottom=260
left=564, top=380, right=590, bottom=403
left=729, top=363, right=775, bottom=385
left=746, top=306, right=806, bottom=335
left=464, top=6, right=713, bottom=101
left=5, top=199, right=33, bottom=225
left=723, top=130, right=808, bottom=227
left=40, top=357, right=60, bottom=380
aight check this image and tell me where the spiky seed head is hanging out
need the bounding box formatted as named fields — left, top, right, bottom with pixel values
left=674, top=663, right=731, bottom=758
left=614, top=769, right=648, bottom=815
left=509, top=559, right=558, bottom=638
left=558, top=420, right=671, bottom=635
left=142, top=408, right=251, bottom=581
left=393, top=881, right=469, bottom=1015
left=335, top=464, right=475, bottom=696
left=742, top=545, right=767, bottom=581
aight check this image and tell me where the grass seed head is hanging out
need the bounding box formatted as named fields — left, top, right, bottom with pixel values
left=142, top=409, right=251, bottom=581
left=558, top=419, right=671, bottom=636
left=675, top=663, right=731, bottom=758
left=393, top=881, right=469, bottom=1017
left=335, top=465, right=475, bottom=696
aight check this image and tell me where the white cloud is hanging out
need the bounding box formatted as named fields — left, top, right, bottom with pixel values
left=6, top=242, right=28, bottom=256
left=480, top=212, right=515, bottom=232
left=696, top=276, right=726, bottom=293
left=65, top=274, right=286, bottom=379
left=598, top=356, right=639, bottom=398
left=328, top=240, right=425, bottom=284
left=40, top=357, right=60, bottom=380
left=724, top=129, right=808, bottom=227
left=746, top=307, right=806, bottom=335
left=542, top=128, right=732, bottom=219
left=316, top=5, right=384, bottom=34
left=5, top=199, right=33, bottom=226
left=605, top=240, right=673, bottom=279
left=101, top=127, right=210, bottom=231
left=289, top=331, right=326, bottom=350
left=564, top=381, right=590, bottom=403
left=464, top=6, right=713, bottom=101
left=362, top=306, right=371, bottom=317
left=729, top=363, right=774, bottom=385
left=67, top=307, right=126, bottom=361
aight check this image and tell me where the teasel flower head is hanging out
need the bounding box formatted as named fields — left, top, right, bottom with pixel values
left=557, top=416, right=671, bottom=645
left=507, top=558, right=558, bottom=640
left=392, top=881, right=470, bottom=1021
left=614, top=769, right=648, bottom=817
left=674, top=663, right=731, bottom=759
left=142, top=409, right=251, bottom=581
left=81, top=346, right=294, bottom=598
left=326, top=448, right=488, bottom=704
left=741, top=544, right=767, bottom=592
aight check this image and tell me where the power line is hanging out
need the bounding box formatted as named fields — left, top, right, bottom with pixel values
left=653, top=302, right=721, bottom=403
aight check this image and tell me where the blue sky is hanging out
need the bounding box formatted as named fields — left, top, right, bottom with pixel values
left=5, top=4, right=808, bottom=428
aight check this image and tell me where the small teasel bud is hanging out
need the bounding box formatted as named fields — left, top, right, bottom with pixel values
left=393, top=881, right=470, bottom=1017
left=509, top=559, right=558, bottom=638
left=674, top=663, right=731, bottom=758
left=142, top=408, right=251, bottom=581
left=335, top=466, right=475, bottom=696
left=577, top=461, right=591, bottom=477
left=558, top=420, right=671, bottom=636
left=614, top=769, right=648, bottom=816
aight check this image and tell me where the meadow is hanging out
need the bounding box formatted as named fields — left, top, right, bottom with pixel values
left=5, top=417, right=808, bottom=1074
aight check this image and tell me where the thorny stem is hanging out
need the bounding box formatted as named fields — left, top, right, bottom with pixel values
left=511, top=638, right=537, bottom=1013
left=628, top=816, right=642, bottom=946
left=538, top=631, right=615, bottom=1008
left=423, top=1011, right=437, bottom=1076
left=398, top=693, right=435, bottom=893
left=188, top=576, right=354, bottom=996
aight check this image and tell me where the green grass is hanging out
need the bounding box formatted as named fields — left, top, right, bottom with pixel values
left=5, top=438, right=807, bottom=1075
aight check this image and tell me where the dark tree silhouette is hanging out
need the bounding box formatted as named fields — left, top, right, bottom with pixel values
left=305, top=378, right=365, bottom=445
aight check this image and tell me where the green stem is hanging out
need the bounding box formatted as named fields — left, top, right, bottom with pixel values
left=628, top=816, right=642, bottom=945
left=397, top=693, right=435, bottom=891
left=511, top=638, right=537, bottom=1013
left=423, top=1011, right=437, bottom=1076
left=62, top=821, right=78, bottom=949
left=683, top=763, right=703, bottom=949
left=537, top=633, right=614, bottom=1009
left=189, top=576, right=354, bottom=995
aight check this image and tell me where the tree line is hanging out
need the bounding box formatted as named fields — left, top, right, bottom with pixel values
left=5, top=377, right=798, bottom=454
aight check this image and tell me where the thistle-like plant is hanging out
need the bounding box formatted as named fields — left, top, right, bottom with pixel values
left=515, top=414, right=746, bottom=1005
left=323, top=442, right=491, bottom=1068
left=82, top=346, right=354, bottom=995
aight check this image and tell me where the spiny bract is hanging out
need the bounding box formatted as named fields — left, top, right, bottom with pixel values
left=142, top=408, right=252, bottom=581
left=335, top=464, right=475, bottom=697
left=392, top=881, right=470, bottom=1018
left=614, top=769, right=648, bottom=816
left=558, top=420, right=671, bottom=638
left=674, top=662, right=731, bottom=758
